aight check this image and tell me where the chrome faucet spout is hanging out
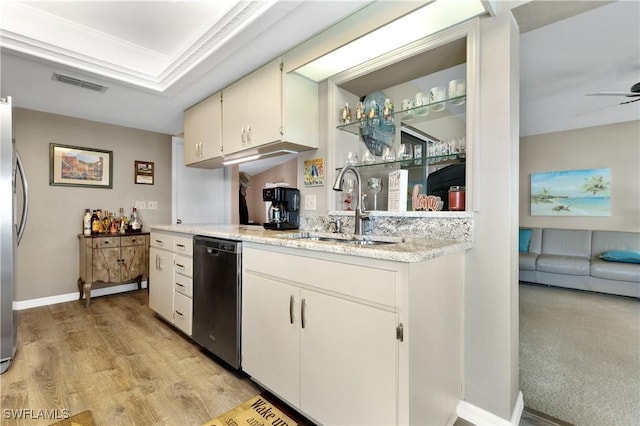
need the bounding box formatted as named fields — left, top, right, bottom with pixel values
left=332, top=165, right=369, bottom=235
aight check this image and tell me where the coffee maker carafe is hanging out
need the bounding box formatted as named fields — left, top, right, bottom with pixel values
left=263, top=187, right=300, bottom=230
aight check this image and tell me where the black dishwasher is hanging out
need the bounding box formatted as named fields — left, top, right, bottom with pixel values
left=193, top=236, right=242, bottom=369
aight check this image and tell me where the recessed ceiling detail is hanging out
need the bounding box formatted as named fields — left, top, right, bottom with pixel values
left=0, top=0, right=277, bottom=92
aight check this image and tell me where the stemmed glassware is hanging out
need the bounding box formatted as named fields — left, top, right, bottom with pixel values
left=343, top=178, right=355, bottom=210
left=367, top=177, right=383, bottom=211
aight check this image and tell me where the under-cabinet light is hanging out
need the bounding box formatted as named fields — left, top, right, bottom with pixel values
left=222, top=155, right=262, bottom=166
left=294, top=0, right=490, bottom=82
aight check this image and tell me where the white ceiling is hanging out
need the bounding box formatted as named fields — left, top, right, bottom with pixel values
left=1, top=0, right=638, bottom=139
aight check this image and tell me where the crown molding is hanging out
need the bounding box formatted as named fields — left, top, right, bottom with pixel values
left=0, top=1, right=278, bottom=93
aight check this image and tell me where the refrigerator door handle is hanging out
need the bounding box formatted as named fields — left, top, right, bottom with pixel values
left=15, top=150, right=28, bottom=246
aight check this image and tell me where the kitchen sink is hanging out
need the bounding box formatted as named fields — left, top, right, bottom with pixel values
left=280, top=232, right=400, bottom=246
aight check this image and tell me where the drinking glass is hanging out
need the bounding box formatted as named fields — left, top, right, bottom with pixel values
left=345, top=151, right=358, bottom=166
left=429, top=86, right=446, bottom=111
left=382, top=146, right=396, bottom=163
left=343, top=178, right=355, bottom=210
left=414, top=92, right=429, bottom=116
left=398, top=143, right=413, bottom=166
left=362, top=149, right=375, bottom=165
left=448, top=79, right=466, bottom=105
left=367, top=177, right=383, bottom=211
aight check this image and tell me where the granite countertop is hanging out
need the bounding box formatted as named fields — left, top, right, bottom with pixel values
left=150, top=224, right=471, bottom=263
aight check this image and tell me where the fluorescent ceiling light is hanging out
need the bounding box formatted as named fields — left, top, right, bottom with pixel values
left=295, top=0, right=489, bottom=82
left=223, top=155, right=262, bottom=166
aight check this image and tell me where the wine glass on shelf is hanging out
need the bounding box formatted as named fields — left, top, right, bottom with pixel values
left=343, top=178, right=355, bottom=211
left=367, top=177, right=383, bottom=211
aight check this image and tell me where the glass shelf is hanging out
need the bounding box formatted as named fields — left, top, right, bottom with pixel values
left=336, top=95, right=467, bottom=135
left=335, top=154, right=465, bottom=171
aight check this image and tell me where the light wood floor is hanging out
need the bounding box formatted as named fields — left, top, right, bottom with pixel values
left=0, top=290, right=260, bottom=426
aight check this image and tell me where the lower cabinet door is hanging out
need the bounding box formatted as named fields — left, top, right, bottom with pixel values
left=149, top=248, right=174, bottom=322
left=299, top=290, right=398, bottom=425
left=173, top=290, right=192, bottom=336
left=242, top=273, right=300, bottom=406
left=121, top=244, right=147, bottom=282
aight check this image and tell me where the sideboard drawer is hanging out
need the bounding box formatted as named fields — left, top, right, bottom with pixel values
left=91, top=237, right=120, bottom=249
left=122, top=235, right=148, bottom=247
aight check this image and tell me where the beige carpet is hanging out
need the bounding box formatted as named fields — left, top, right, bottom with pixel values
left=519, top=283, right=640, bottom=426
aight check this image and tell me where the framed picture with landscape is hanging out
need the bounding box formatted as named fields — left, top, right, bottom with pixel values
left=49, top=143, right=113, bottom=188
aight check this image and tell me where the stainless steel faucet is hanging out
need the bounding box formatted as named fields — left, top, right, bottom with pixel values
left=333, top=165, right=369, bottom=235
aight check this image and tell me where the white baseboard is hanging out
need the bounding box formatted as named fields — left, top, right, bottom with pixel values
left=457, top=391, right=523, bottom=426
left=13, top=281, right=147, bottom=310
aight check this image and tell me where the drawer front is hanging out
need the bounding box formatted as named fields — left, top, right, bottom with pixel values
left=121, top=235, right=148, bottom=247
left=174, top=291, right=192, bottom=336
left=174, top=254, right=193, bottom=278
left=151, top=232, right=173, bottom=250
left=244, top=247, right=397, bottom=307
left=174, top=273, right=193, bottom=298
left=174, top=235, right=193, bottom=256
left=91, top=237, right=120, bottom=249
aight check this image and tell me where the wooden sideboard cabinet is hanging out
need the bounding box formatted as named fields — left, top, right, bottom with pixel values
left=78, top=233, right=150, bottom=307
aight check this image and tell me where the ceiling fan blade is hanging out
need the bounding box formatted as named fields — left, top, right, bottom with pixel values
left=586, top=92, right=639, bottom=97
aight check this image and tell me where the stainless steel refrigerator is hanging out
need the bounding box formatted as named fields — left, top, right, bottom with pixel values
left=1, top=96, right=28, bottom=374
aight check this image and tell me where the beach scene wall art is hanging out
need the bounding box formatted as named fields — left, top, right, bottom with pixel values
left=531, top=168, right=611, bottom=216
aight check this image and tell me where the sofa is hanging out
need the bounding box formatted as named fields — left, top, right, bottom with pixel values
left=519, top=228, right=640, bottom=298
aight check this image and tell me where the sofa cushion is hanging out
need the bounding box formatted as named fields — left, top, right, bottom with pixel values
left=591, top=258, right=640, bottom=282
left=541, top=229, right=591, bottom=257
left=520, top=252, right=538, bottom=271
left=536, top=254, right=590, bottom=276
left=591, top=230, right=640, bottom=257
left=600, top=250, right=640, bottom=264
left=519, top=229, right=533, bottom=253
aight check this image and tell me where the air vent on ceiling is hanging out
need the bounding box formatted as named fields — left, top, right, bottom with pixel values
left=52, top=73, right=108, bottom=93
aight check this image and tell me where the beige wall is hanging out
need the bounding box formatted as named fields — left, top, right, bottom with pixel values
left=245, top=158, right=298, bottom=224
left=520, top=120, right=640, bottom=232
left=14, top=108, right=172, bottom=301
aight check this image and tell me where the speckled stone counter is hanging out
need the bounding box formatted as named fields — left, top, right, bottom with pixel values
left=150, top=217, right=472, bottom=263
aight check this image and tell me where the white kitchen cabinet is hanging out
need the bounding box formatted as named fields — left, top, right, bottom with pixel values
left=149, top=234, right=174, bottom=322
left=149, top=231, right=193, bottom=336
left=242, top=243, right=464, bottom=425
left=242, top=245, right=399, bottom=425
left=222, top=57, right=318, bottom=156
left=184, top=92, right=222, bottom=167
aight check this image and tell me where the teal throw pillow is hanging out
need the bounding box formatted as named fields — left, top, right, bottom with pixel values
left=599, top=250, right=640, bottom=264
left=519, top=229, right=533, bottom=253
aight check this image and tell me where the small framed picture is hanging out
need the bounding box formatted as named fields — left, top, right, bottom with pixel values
left=135, top=161, right=154, bottom=185
left=49, top=143, right=113, bottom=188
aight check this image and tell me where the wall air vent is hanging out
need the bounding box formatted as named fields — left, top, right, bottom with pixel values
left=51, top=73, right=108, bottom=93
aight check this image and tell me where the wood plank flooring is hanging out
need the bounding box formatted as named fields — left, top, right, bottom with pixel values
left=2, top=289, right=567, bottom=426
left=1, top=290, right=259, bottom=426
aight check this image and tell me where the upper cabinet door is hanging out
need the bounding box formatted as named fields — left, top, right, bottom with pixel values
left=184, top=92, right=222, bottom=165
left=223, top=58, right=283, bottom=156
left=221, top=77, right=249, bottom=156
left=246, top=59, right=283, bottom=145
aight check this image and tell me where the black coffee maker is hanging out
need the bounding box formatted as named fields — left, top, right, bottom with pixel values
left=263, top=187, right=300, bottom=230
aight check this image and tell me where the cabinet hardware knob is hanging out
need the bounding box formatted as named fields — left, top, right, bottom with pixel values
left=177, top=244, right=184, bottom=248
left=301, top=298, right=307, bottom=329
left=175, top=310, right=183, bottom=317
left=176, top=283, right=184, bottom=287
left=176, top=263, right=184, bottom=268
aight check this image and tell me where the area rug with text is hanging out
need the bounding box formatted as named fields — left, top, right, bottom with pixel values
left=204, top=394, right=300, bottom=426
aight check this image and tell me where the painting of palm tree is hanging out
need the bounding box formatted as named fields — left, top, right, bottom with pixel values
left=531, top=168, right=611, bottom=216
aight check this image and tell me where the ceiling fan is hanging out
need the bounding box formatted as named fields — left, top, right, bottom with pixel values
left=586, top=82, right=640, bottom=105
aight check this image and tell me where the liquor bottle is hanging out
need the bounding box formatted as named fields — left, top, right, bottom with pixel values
left=90, top=210, right=100, bottom=235
left=130, top=207, right=142, bottom=232
left=83, top=209, right=91, bottom=236
left=119, top=208, right=127, bottom=234
left=103, top=209, right=111, bottom=234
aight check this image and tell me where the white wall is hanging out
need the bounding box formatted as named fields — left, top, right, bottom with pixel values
left=520, top=120, right=640, bottom=232
left=14, top=108, right=172, bottom=301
